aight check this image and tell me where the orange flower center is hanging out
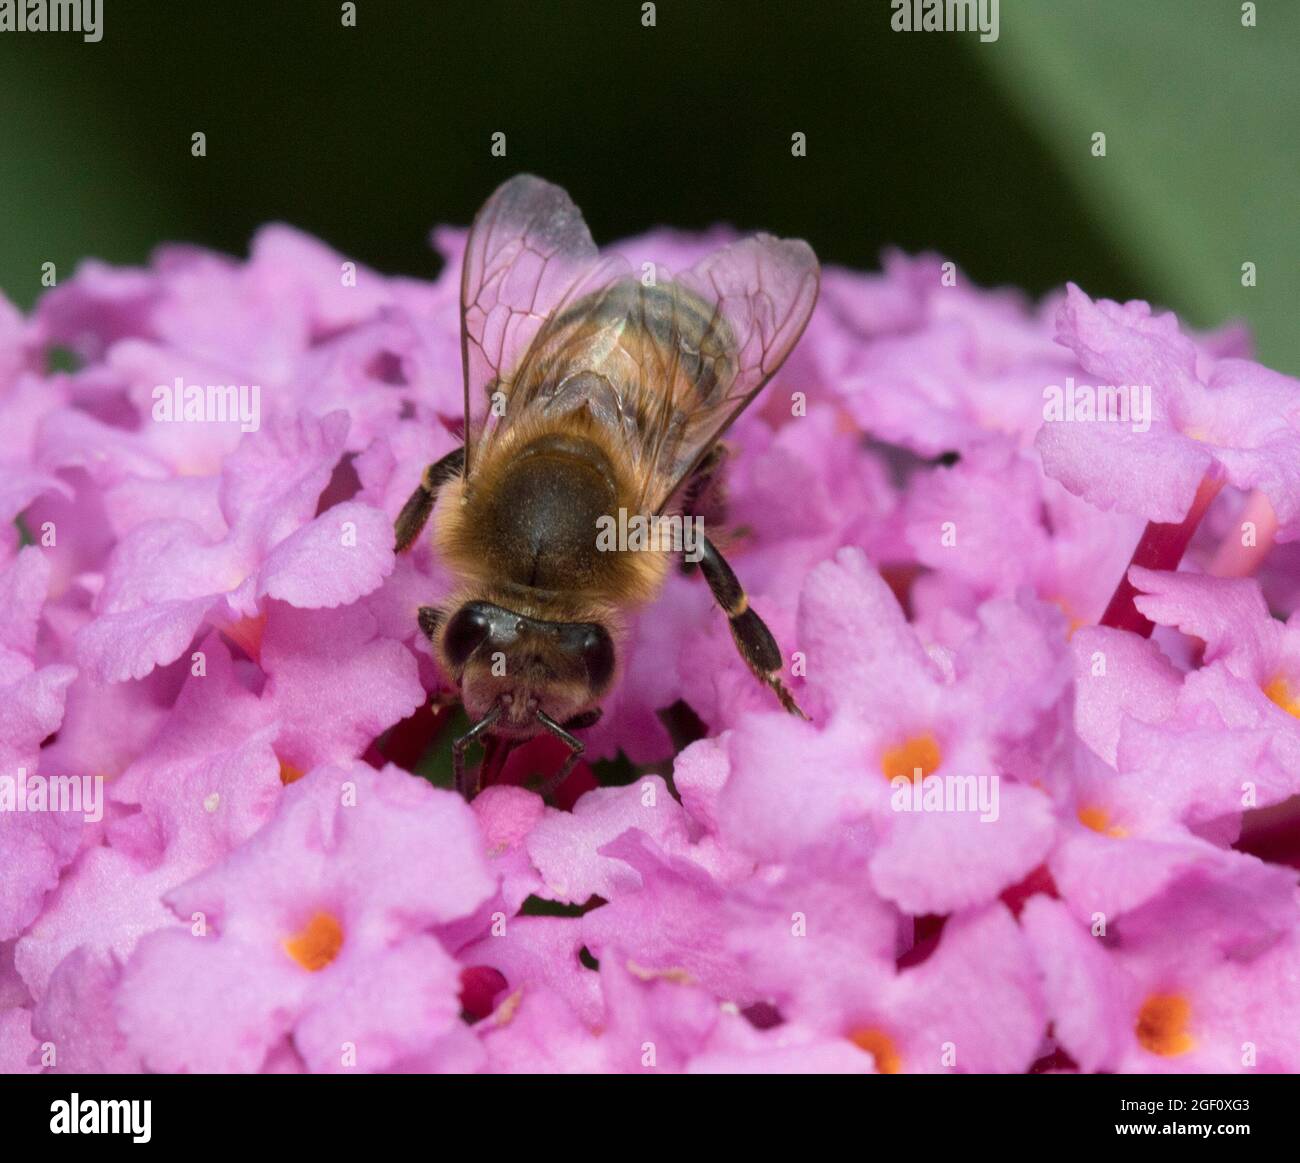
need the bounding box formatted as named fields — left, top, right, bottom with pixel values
left=881, top=733, right=942, bottom=783
left=1136, top=993, right=1194, bottom=1057
left=1264, top=676, right=1300, bottom=719
left=222, top=613, right=267, bottom=661
left=849, top=1028, right=902, bottom=1074
left=278, top=759, right=307, bottom=785
left=284, top=912, right=344, bottom=972
left=1077, top=805, right=1127, bottom=838
left=1050, top=597, right=1087, bottom=638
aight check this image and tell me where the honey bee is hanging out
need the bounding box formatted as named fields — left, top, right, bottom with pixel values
left=394, top=175, right=820, bottom=798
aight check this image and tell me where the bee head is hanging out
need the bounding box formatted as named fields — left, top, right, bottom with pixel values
left=439, top=601, right=616, bottom=735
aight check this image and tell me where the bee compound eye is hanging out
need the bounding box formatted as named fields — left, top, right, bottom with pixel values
left=580, top=626, right=616, bottom=691
left=443, top=605, right=492, bottom=667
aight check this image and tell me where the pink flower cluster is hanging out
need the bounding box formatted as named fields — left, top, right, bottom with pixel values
left=2, top=217, right=1299, bottom=1074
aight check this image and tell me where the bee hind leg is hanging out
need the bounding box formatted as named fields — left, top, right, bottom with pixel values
left=695, top=536, right=807, bottom=719
left=393, top=446, right=465, bottom=553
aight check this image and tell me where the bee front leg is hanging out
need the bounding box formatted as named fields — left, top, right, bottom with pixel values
left=393, top=446, right=465, bottom=553
left=452, top=704, right=501, bottom=801
left=534, top=709, right=594, bottom=802
left=695, top=536, right=807, bottom=719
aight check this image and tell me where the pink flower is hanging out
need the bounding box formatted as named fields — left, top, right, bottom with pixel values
left=1025, top=894, right=1300, bottom=1073
left=76, top=410, right=397, bottom=683
left=3, top=196, right=1299, bottom=1075
left=0, top=550, right=79, bottom=941
left=902, top=436, right=1143, bottom=627
left=1037, top=285, right=1300, bottom=533
left=115, top=762, right=492, bottom=1073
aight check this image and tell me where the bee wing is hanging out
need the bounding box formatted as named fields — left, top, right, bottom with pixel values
left=642, top=234, right=820, bottom=513
left=459, top=174, right=630, bottom=475
left=500, top=238, right=821, bottom=514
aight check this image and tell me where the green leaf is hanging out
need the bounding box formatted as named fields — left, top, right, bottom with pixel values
left=974, top=0, right=1299, bottom=373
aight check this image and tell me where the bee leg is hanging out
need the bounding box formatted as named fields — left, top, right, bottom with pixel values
left=696, top=536, right=807, bottom=719
left=679, top=443, right=729, bottom=519
left=678, top=444, right=730, bottom=575
left=534, top=709, right=588, bottom=801
left=393, top=446, right=465, bottom=553
left=452, top=704, right=501, bottom=801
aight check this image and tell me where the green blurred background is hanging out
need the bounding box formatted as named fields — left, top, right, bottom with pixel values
left=1, top=0, right=1294, bottom=370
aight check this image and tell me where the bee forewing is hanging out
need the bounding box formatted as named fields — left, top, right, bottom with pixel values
left=459, top=174, right=631, bottom=474
left=651, top=234, right=820, bottom=510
